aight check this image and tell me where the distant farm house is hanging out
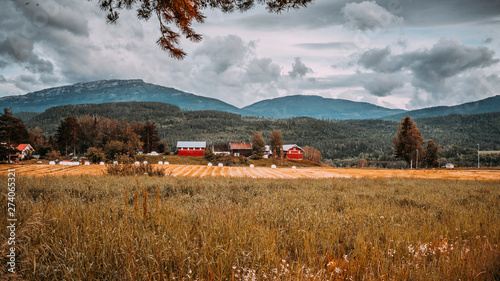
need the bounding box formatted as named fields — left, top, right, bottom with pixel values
left=283, top=144, right=304, bottom=160
left=212, top=144, right=230, bottom=155
left=177, top=141, right=206, bottom=157
left=229, top=142, right=252, bottom=157
left=16, top=144, right=35, bottom=160
left=264, top=144, right=304, bottom=160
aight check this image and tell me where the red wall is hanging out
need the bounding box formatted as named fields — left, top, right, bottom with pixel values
left=286, top=147, right=303, bottom=160
left=178, top=148, right=205, bottom=157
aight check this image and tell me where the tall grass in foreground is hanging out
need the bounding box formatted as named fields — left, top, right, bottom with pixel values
left=0, top=176, right=499, bottom=280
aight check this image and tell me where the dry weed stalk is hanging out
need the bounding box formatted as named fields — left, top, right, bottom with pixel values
left=134, top=189, right=139, bottom=219
left=143, top=187, right=148, bottom=221
left=155, top=185, right=160, bottom=226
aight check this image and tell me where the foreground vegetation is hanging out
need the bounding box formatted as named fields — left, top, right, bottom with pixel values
left=1, top=176, right=499, bottom=280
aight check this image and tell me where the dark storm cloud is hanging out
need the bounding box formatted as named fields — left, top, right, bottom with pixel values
left=245, top=58, right=281, bottom=83
left=342, top=1, right=403, bottom=31
left=227, top=1, right=346, bottom=30
left=484, top=38, right=493, bottom=44
left=362, top=73, right=404, bottom=97
left=288, top=57, right=312, bottom=78
left=294, top=42, right=356, bottom=50
left=0, top=36, right=54, bottom=74
left=11, top=0, right=90, bottom=36
left=395, top=0, right=500, bottom=27
left=14, top=74, right=39, bottom=91
left=359, top=38, right=498, bottom=85
left=358, top=38, right=499, bottom=107
left=194, top=35, right=256, bottom=74
left=231, top=0, right=500, bottom=30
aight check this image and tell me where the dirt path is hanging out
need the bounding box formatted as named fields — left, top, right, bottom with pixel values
left=2, top=164, right=500, bottom=181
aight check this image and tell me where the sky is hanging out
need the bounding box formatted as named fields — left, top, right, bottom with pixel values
left=0, top=0, right=499, bottom=110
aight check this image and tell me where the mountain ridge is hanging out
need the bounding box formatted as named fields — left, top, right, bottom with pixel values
left=383, top=95, right=500, bottom=121
left=2, top=79, right=499, bottom=120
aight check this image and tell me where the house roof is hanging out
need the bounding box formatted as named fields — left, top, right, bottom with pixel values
left=177, top=141, right=206, bottom=148
left=283, top=144, right=303, bottom=151
left=230, top=142, right=252, bottom=150
left=213, top=144, right=229, bottom=152
left=264, top=144, right=303, bottom=152
left=16, top=144, right=32, bottom=151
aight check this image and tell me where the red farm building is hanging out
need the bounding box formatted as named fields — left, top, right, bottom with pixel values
left=177, top=141, right=206, bottom=157
left=283, top=144, right=303, bottom=160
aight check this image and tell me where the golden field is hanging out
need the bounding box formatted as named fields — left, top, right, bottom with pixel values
left=2, top=164, right=500, bottom=181
left=0, top=169, right=499, bottom=280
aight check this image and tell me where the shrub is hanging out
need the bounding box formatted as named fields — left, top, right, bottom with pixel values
left=106, top=164, right=166, bottom=176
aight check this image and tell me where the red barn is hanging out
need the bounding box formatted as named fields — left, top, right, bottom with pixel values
left=283, top=144, right=303, bottom=160
left=177, top=141, right=206, bottom=157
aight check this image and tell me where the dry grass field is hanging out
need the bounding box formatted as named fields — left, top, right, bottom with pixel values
left=2, top=164, right=500, bottom=181
left=1, top=168, right=499, bottom=280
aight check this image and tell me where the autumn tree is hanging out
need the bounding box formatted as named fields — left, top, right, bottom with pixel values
left=85, top=147, right=107, bottom=163
left=78, top=115, right=101, bottom=148
left=269, top=130, right=283, bottom=159
left=303, top=145, right=322, bottom=164
left=95, top=0, right=312, bottom=59
left=0, top=108, right=30, bottom=162
left=29, top=126, right=50, bottom=157
left=55, top=116, right=82, bottom=156
left=392, top=116, right=424, bottom=167
left=103, top=140, right=127, bottom=160
left=424, top=139, right=440, bottom=168
left=251, top=131, right=266, bottom=159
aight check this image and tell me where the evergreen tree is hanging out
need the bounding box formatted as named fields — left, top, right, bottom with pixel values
left=141, top=121, right=161, bottom=153
left=392, top=116, right=424, bottom=167
left=55, top=116, right=81, bottom=156
left=269, top=130, right=283, bottom=159
left=251, top=131, right=266, bottom=159
left=0, top=108, right=29, bottom=162
left=425, top=139, right=440, bottom=168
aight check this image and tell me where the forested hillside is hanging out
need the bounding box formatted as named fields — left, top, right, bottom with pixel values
left=24, top=102, right=500, bottom=166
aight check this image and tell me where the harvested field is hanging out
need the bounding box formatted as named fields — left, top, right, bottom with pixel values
left=2, top=164, right=500, bottom=180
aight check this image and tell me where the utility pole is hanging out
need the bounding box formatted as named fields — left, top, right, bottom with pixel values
left=477, top=144, right=480, bottom=169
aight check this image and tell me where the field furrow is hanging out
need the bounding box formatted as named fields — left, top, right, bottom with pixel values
left=2, top=164, right=499, bottom=181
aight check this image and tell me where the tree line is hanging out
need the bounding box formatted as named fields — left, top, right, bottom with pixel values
left=4, top=102, right=500, bottom=167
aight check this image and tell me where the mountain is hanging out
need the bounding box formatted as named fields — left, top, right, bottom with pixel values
left=383, top=95, right=500, bottom=121
left=242, top=95, right=405, bottom=119
left=3, top=79, right=499, bottom=121
left=0, top=79, right=241, bottom=114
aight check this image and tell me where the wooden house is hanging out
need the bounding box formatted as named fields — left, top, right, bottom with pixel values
left=16, top=144, right=35, bottom=160
left=213, top=144, right=230, bottom=155
left=177, top=141, right=206, bottom=157
left=229, top=142, right=252, bottom=157
left=283, top=144, right=303, bottom=160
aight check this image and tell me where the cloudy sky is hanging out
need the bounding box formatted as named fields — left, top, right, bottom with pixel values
left=1, top=0, right=499, bottom=110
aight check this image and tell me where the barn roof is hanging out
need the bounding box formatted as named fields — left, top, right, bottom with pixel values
left=177, top=141, right=206, bottom=148
left=213, top=144, right=229, bottom=152
left=283, top=144, right=303, bottom=151
left=230, top=142, right=252, bottom=150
